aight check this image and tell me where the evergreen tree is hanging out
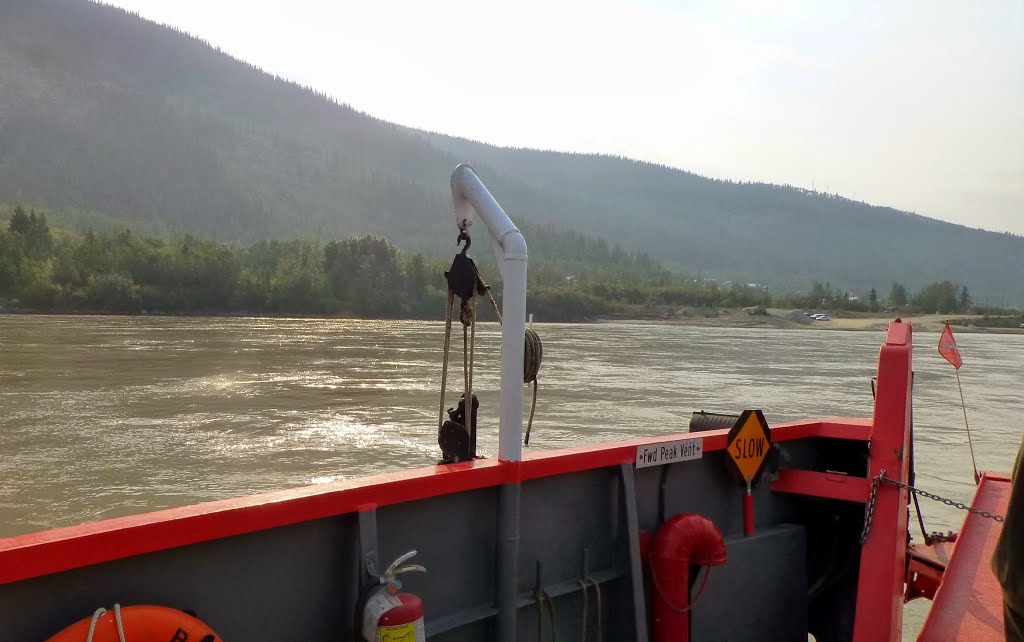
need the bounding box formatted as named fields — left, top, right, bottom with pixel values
left=8, top=206, right=30, bottom=234
left=888, top=283, right=908, bottom=308
left=959, top=286, right=972, bottom=312
left=914, top=281, right=958, bottom=314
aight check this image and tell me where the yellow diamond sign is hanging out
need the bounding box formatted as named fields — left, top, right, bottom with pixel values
left=727, top=409, right=772, bottom=485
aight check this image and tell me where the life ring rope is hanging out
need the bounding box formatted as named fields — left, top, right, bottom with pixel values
left=86, top=605, right=125, bottom=642
left=46, top=604, right=219, bottom=642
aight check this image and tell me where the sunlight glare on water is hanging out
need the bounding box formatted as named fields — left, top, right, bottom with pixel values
left=1, top=315, right=1021, bottom=538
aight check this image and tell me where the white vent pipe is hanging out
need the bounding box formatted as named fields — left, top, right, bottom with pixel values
left=449, top=164, right=528, bottom=463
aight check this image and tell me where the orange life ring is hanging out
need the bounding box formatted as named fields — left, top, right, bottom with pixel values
left=46, top=604, right=221, bottom=642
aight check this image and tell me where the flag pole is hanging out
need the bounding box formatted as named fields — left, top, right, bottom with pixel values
left=954, top=367, right=980, bottom=484
left=940, top=322, right=979, bottom=485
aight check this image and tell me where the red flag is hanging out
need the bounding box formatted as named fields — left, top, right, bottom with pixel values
left=938, top=323, right=963, bottom=369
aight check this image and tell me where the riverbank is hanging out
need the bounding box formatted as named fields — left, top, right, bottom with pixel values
left=603, top=307, right=1024, bottom=333
left=2, top=306, right=1022, bottom=332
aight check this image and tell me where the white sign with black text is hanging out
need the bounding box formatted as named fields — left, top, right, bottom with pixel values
left=635, top=439, right=703, bottom=469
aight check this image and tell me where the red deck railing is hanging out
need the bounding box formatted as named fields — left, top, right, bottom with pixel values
left=918, top=472, right=1012, bottom=641
left=0, top=417, right=871, bottom=586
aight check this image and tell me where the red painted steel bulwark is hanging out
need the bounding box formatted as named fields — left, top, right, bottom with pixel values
left=852, top=320, right=913, bottom=642
left=918, top=472, right=1011, bottom=641
left=0, top=418, right=870, bottom=586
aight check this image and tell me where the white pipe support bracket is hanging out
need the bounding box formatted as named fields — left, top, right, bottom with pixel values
left=449, top=164, right=528, bottom=463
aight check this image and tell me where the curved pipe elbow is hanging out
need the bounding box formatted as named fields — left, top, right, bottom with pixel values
left=450, top=164, right=527, bottom=262
left=652, top=513, right=727, bottom=567
left=499, top=228, right=527, bottom=261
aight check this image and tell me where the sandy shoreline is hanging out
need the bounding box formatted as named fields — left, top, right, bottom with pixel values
left=603, top=308, right=1024, bottom=333
left=1, top=307, right=1021, bottom=333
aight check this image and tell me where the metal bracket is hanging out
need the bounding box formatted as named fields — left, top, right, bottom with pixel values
left=358, top=507, right=380, bottom=590
left=620, top=463, right=650, bottom=642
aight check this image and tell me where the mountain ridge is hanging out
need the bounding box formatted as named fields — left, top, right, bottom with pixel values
left=1, top=0, right=1021, bottom=303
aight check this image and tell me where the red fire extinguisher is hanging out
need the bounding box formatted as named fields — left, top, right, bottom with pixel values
left=362, top=550, right=427, bottom=642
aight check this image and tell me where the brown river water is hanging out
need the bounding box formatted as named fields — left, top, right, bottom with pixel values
left=1, top=314, right=1022, bottom=633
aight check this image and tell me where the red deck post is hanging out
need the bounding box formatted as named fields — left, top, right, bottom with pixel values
left=743, top=490, right=755, bottom=536
left=852, top=320, right=913, bottom=642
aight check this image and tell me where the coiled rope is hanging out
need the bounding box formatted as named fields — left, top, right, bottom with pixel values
left=523, top=327, right=542, bottom=445
left=469, top=260, right=543, bottom=445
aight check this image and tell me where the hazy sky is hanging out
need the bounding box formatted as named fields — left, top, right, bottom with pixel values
left=103, top=0, right=1023, bottom=234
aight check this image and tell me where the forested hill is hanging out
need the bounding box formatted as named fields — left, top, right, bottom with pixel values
left=1, top=0, right=1022, bottom=303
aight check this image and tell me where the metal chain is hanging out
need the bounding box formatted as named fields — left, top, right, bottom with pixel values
left=860, top=469, right=884, bottom=544
left=880, top=475, right=1005, bottom=521
left=860, top=470, right=1004, bottom=544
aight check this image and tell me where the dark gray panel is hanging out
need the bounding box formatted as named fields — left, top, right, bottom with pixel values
left=376, top=486, right=500, bottom=637
left=518, top=468, right=620, bottom=594
left=516, top=468, right=624, bottom=642
left=690, top=524, right=808, bottom=642
left=0, top=514, right=358, bottom=641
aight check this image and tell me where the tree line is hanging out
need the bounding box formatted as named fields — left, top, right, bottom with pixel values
left=0, top=206, right=692, bottom=320
left=0, top=207, right=1013, bottom=322
left=772, top=280, right=980, bottom=315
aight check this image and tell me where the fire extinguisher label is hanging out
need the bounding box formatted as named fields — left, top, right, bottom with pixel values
left=362, top=591, right=403, bottom=641
left=377, top=617, right=424, bottom=641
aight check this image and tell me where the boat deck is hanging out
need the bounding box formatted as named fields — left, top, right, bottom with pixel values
left=919, top=472, right=1011, bottom=641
